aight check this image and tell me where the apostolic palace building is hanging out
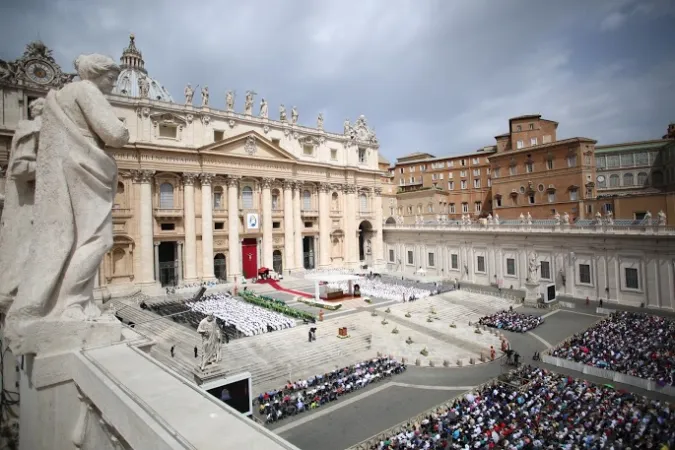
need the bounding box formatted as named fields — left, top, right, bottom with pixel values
left=0, top=36, right=385, bottom=293
left=1, top=36, right=675, bottom=310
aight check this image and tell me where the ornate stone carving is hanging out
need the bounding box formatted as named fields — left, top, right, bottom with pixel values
left=343, top=183, right=357, bottom=194
left=283, top=127, right=290, bottom=137
left=138, top=73, right=150, bottom=98
left=374, top=187, right=383, bottom=196
left=136, top=106, right=150, bottom=118
left=182, top=172, right=199, bottom=185
left=261, top=177, right=274, bottom=189
left=244, top=135, right=257, bottom=156
left=3, top=53, right=129, bottom=355
left=228, top=119, right=236, bottom=128
left=319, top=136, right=326, bottom=144
left=0, top=41, right=76, bottom=89
left=345, top=115, right=378, bottom=144
left=226, top=175, right=241, bottom=187
left=184, top=83, right=194, bottom=105
left=200, top=173, right=214, bottom=186
left=186, top=113, right=194, bottom=124
left=132, top=169, right=155, bottom=183
left=293, top=131, right=299, bottom=140
left=319, top=182, right=331, bottom=193
left=263, top=125, right=270, bottom=134
left=200, top=114, right=210, bottom=126
left=282, top=179, right=295, bottom=190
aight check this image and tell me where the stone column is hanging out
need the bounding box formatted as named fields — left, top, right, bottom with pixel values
left=177, top=241, right=183, bottom=285
left=133, top=169, right=156, bottom=284
left=283, top=180, right=295, bottom=274
left=293, top=182, right=304, bottom=271
left=343, top=183, right=357, bottom=267
left=182, top=173, right=198, bottom=281
left=227, top=176, right=241, bottom=282
left=372, top=187, right=384, bottom=268
left=153, top=242, right=160, bottom=282
left=200, top=173, right=215, bottom=280
left=261, top=177, right=274, bottom=270
left=318, top=182, right=331, bottom=267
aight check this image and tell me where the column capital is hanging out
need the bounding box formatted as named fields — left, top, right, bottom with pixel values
left=131, top=169, right=155, bottom=184
left=154, top=242, right=160, bottom=247
left=226, top=175, right=241, bottom=187
left=318, top=182, right=331, bottom=193
left=343, top=183, right=357, bottom=194
left=293, top=181, right=305, bottom=191
left=261, top=177, right=274, bottom=189
left=182, top=172, right=199, bottom=186
left=200, top=173, right=215, bottom=186
left=282, top=179, right=295, bottom=190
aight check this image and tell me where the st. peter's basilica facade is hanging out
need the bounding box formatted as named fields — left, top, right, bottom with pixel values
left=0, top=36, right=385, bottom=292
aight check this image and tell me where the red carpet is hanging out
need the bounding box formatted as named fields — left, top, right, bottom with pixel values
left=258, top=279, right=313, bottom=298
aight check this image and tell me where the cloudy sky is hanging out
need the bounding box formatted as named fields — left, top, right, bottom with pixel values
left=1, top=0, right=673, bottom=161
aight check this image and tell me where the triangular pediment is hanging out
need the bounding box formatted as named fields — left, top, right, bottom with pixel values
left=199, top=130, right=296, bottom=161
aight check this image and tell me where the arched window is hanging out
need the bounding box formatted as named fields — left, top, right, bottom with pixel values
left=407, top=206, right=413, bottom=215
left=331, top=192, right=339, bottom=211
left=302, top=190, right=311, bottom=210
left=242, top=186, right=253, bottom=209
left=114, top=182, right=125, bottom=208
left=652, top=170, right=664, bottom=186
left=359, top=193, right=368, bottom=212
left=637, top=172, right=648, bottom=186
left=271, top=189, right=280, bottom=210
left=609, top=174, right=619, bottom=187
left=416, top=204, right=422, bottom=214
left=112, top=248, right=125, bottom=275
left=622, top=173, right=634, bottom=186
left=159, top=183, right=174, bottom=209
left=213, top=186, right=224, bottom=209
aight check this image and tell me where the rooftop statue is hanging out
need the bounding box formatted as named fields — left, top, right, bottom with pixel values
left=291, top=106, right=299, bottom=124
left=201, top=85, right=209, bottom=107
left=3, top=53, right=130, bottom=356
left=279, top=104, right=287, bottom=121
left=259, top=98, right=268, bottom=119
left=184, top=83, right=194, bottom=105
left=225, top=90, right=234, bottom=112
left=244, top=91, right=255, bottom=115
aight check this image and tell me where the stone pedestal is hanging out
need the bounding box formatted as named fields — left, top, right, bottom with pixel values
left=192, top=364, right=228, bottom=386
left=523, top=281, right=540, bottom=307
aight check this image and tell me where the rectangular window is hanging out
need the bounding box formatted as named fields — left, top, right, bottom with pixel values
left=160, top=223, right=175, bottom=231
left=548, top=192, right=555, bottom=203
left=304, top=221, right=313, bottom=228
left=389, top=249, right=395, bottom=262
left=472, top=158, right=479, bottom=164
left=358, top=148, right=367, bottom=163
left=529, top=123, right=534, bottom=130
left=272, top=138, right=281, bottom=146
left=530, top=137, right=538, bottom=146
left=439, top=173, right=444, bottom=180
left=447, top=161, right=454, bottom=168
left=303, top=145, right=314, bottom=156
left=634, top=212, right=647, bottom=220
left=451, top=254, right=458, bottom=269
left=607, top=155, right=620, bottom=168
left=604, top=203, right=613, bottom=213
left=460, top=159, right=466, bottom=166
left=542, top=135, right=552, bottom=144
left=567, top=155, right=577, bottom=167
left=460, top=180, right=467, bottom=189
left=493, top=168, right=500, bottom=178
left=586, top=204, right=593, bottom=214
left=475, top=201, right=482, bottom=212
left=214, top=130, right=224, bottom=141
left=509, top=166, right=517, bottom=175
left=526, top=162, right=533, bottom=173
left=214, top=222, right=225, bottom=230
left=460, top=170, right=467, bottom=177
left=407, top=250, right=414, bottom=265
left=330, top=148, right=337, bottom=160
left=449, top=203, right=456, bottom=213
left=159, top=124, right=178, bottom=138
left=428, top=253, right=435, bottom=267
left=506, top=258, right=516, bottom=276
left=546, top=159, right=554, bottom=170
left=473, top=179, right=480, bottom=188
left=487, top=178, right=492, bottom=187
left=625, top=267, right=639, bottom=289
left=579, top=264, right=591, bottom=284
left=528, top=194, right=535, bottom=204
left=448, top=181, right=454, bottom=190
left=570, top=189, right=578, bottom=201
left=272, top=221, right=281, bottom=229
left=462, top=202, right=469, bottom=213
left=540, top=261, right=550, bottom=280
left=431, top=174, right=437, bottom=181
left=477, top=255, right=485, bottom=273
left=472, top=169, right=480, bottom=176
left=213, top=191, right=223, bottom=209
left=496, top=197, right=502, bottom=207
left=447, top=172, right=453, bottom=178
left=517, top=140, right=524, bottom=149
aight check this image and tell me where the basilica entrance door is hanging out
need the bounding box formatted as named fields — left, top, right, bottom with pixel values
left=241, top=238, right=258, bottom=279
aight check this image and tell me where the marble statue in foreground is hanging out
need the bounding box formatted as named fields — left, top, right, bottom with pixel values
left=197, top=313, right=222, bottom=371
left=0, top=98, right=45, bottom=314
left=4, top=53, right=129, bottom=356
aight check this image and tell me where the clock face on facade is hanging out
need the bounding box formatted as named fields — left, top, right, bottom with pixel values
left=23, top=59, right=56, bottom=85
left=597, top=175, right=605, bottom=183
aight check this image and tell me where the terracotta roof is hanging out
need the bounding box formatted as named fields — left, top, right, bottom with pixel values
left=510, top=114, right=542, bottom=121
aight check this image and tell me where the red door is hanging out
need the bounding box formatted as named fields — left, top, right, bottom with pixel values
left=241, top=238, right=258, bottom=279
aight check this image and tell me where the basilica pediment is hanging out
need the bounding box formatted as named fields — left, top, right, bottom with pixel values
left=199, top=131, right=296, bottom=162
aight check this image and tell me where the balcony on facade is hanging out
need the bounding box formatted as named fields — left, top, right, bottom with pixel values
left=112, top=206, right=132, bottom=218
left=153, top=207, right=183, bottom=218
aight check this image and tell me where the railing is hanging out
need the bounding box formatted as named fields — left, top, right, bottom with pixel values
left=153, top=208, right=183, bottom=217
left=300, top=208, right=318, bottom=215
left=383, top=222, right=675, bottom=236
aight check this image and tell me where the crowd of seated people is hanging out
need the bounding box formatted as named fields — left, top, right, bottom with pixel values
left=370, top=365, right=674, bottom=449
left=187, top=293, right=295, bottom=337
left=551, top=311, right=675, bottom=386
left=478, top=310, right=543, bottom=332
left=327, top=278, right=432, bottom=302
left=256, top=357, right=406, bottom=423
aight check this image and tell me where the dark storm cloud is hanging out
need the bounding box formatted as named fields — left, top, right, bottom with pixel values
left=1, top=0, right=673, bottom=161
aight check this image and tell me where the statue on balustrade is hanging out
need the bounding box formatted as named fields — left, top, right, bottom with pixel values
left=0, top=98, right=44, bottom=314
left=225, top=90, right=235, bottom=112
left=197, top=313, right=222, bottom=371
left=3, top=53, right=130, bottom=355
left=184, top=83, right=194, bottom=105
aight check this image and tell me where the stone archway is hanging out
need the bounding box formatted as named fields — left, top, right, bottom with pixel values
left=273, top=249, right=283, bottom=274
left=214, top=253, right=226, bottom=281
left=385, top=216, right=396, bottom=225
left=358, top=220, right=373, bottom=263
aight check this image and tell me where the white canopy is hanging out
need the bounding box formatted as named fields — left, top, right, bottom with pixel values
left=304, top=273, right=363, bottom=283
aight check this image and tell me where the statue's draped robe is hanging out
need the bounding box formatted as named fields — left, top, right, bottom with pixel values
left=9, top=81, right=129, bottom=319
left=0, top=119, right=40, bottom=309
left=197, top=318, right=221, bottom=369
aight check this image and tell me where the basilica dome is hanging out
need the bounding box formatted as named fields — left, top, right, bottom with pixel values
left=112, top=34, right=174, bottom=103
